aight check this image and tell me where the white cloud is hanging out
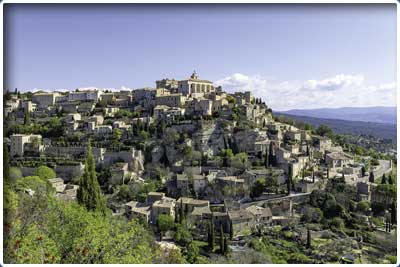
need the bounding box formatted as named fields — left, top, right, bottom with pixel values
left=215, top=73, right=396, bottom=111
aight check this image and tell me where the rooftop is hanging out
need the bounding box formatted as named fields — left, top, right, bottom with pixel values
left=177, top=197, right=209, bottom=206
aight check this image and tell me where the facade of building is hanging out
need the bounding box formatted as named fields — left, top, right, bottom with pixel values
left=32, top=93, right=60, bottom=107
left=155, top=94, right=186, bottom=107
left=10, top=134, right=43, bottom=157
left=177, top=71, right=215, bottom=96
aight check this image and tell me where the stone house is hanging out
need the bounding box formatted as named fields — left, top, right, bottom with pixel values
left=49, top=178, right=65, bottom=193
left=312, top=135, right=332, bottom=153
left=125, top=201, right=152, bottom=223
left=146, top=192, right=165, bottom=205
left=151, top=197, right=176, bottom=223
left=228, top=209, right=255, bottom=236
left=110, top=162, right=132, bottom=185
left=177, top=197, right=210, bottom=214
left=10, top=134, right=43, bottom=157
left=245, top=205, right=273, bottom=226
left=356, top=182, right=371, bottom=202
left=155, top=93, right=186, bottom=108
left=325, top=152, right=353, bottom=170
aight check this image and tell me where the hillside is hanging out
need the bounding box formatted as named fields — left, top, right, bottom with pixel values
left=280, top=106, right=396, bottom=125
left=274, top=112, right=396, bottom=142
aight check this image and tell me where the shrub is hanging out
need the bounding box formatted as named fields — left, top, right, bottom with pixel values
left=35, top=166, right=56, bottom=180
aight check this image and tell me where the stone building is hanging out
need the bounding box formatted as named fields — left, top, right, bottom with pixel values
left=156, top=78, right=179, bottom=91
left=151, top=197, right=176, bottom=223
left=155, top=93, right=186, bottom=107
left=228, top=209, right=255, bottom=236
left=10, top=134, right=43, bottom=157
left=68, top=89, right=102, bottom=102
left=178, top=71, right=215, bottom=96
left=176, top=197, right=210, bottom=214
left=32, top=92, right=60, bottom=108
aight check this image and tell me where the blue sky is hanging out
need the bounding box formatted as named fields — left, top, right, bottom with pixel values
left=5, top=4, right=397, bottom=110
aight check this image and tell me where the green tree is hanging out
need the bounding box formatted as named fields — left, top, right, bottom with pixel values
left=391, top=201, right=396, bottom=224
left=268, top=142, right=275, bottom=167
left=185, top=242, right=200, bottom=263
left=361, top=166, right=366, bottom=177
left=381, top=174, right=387, bottom=184
left=23, top=110, right=31, bottom=125
left=287, top=165, right=292, bottom=195
left=174, top=222, right=193, bottom=246
left=208, top=220, right=215, bottom=251
left=301, top=207, right=323, bottom=223
left=77, top=140, right=106, bottom=214
left=219, top=225, right=224, bottom=254
left=4, top=144, right=10, bottom=183
left=229, top=220, right=233, bottom=240
left=223, top=237, right=229, bottom=255
left=306, top=228, right=311, bottom=249
left=16, top=176, right=48, bottom=194
left=157, top=214, right=174, bottom=238
left=388, top=174, right=394, bottom=185
left=113, top=128, right=122, bottom=142
left=35, top=166, right=56, bottom=180
left=264, top=149, right=269, bottom=168
left=357, top=201, right=370, bottom=214
left=251, top=178, right=265, bottom=198
left=9, top=167, right=23, bottom=183
left=314, top=125, right=333, bottom=137
left=369, top=171, right=375, bottom=183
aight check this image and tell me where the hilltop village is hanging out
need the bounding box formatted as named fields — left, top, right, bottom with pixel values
left=3, top=72, right=397, bottom=264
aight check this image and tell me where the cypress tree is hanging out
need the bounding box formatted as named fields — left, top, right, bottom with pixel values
left=223, top=236, right=228, bottom=255
left=23, top=110, right=30, bottom=125
left=219, top=225, right=224, bottom=254
left=369, top=172, right=375, bottom=183
left=4, top=144, right=10, bottom=183
left=306, top=228, right=311, bottom=249
left=381, top=174, right=387, bottom=184
left=208, top=219, right=215, bottom=251
left=77, top=140, right=106, bottom=214
left=361, top=166, right=366, bottom=177
left=326, top=168, right=329, bottom=179
left=229, top=220, right=233, bottom=240
left=287, top=165, right=292, bottom=195
left=264, top=149, right=269, bottom=168
left=179, top=198, right=184, bottom=223
left=391, top=201, right=396, bottom=224
left=388, top=174, right=394, bottom=185
left=268, top=142, right=274, bottom=167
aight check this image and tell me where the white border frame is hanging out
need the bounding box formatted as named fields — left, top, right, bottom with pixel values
left=0, top=1, right=398, bottom=266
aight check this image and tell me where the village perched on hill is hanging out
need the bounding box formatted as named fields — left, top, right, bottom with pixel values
left=3, top=71, right=397, bottom=264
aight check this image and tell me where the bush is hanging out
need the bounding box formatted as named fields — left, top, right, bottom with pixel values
left=385, top=255, right=397, bottom=264
left=35, top=166, right=56, bottom=180
left=329, top=217, right=345, bottom=230
left=301, top=207, right=323, bottom=223
left=356, top=201, right=370, bottom=214
left=157, top=214, right=174, bottom=235
left=174, top=223, right=193, bottom=246
left=9, top=167, right=23, bottom=182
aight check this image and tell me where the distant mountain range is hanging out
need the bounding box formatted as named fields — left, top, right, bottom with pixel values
left=279, top=106, right=396, bottom=125
left=274, top=113, right=396, bottom=141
